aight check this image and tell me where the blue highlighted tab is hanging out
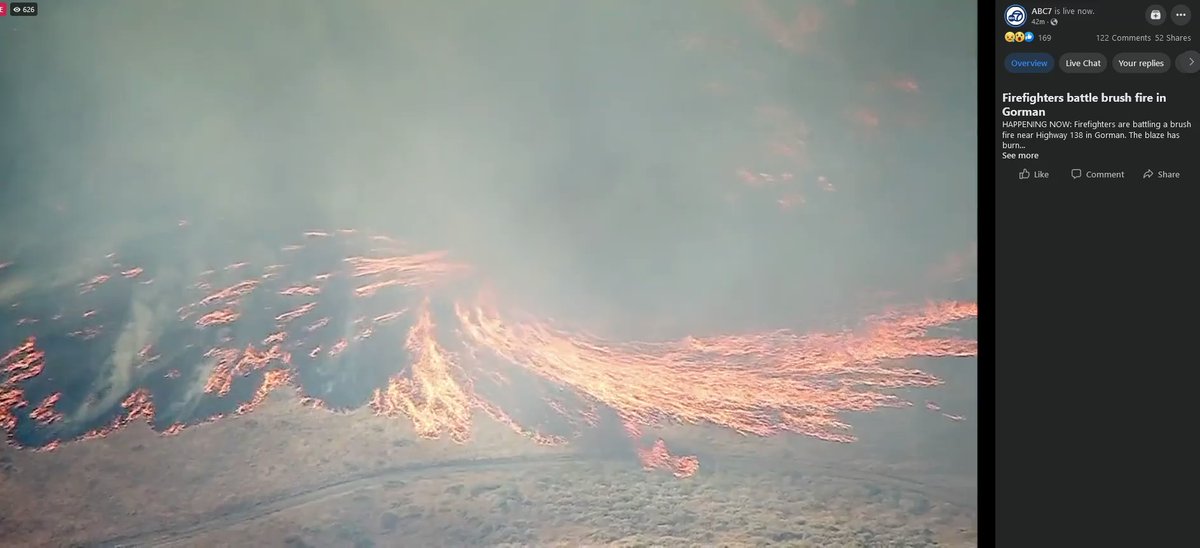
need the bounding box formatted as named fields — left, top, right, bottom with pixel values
left=1005, top=52, right=1054, bottom=73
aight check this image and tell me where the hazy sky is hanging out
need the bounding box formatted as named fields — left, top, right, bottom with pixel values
left=0, top=0, right=976, bottom=333
left=0, top=2, right=980, bottom=500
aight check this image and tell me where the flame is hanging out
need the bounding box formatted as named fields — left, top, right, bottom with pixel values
left=0, top=228, right=976, bottom=479
left=742, top=0, right=824, bottom=54
left=79, top=389, right=156, bottom=442
left=370, top=299, right=474, bottom=443
left=454, top=295, right=974, bottom=444
left=347, top=252, right=469, bottom=297
left=275, top=302, right=316, bottom=324
left=891, top=77, right=920, bottom=93
left=721, top=104, right=818, bottom=210
left=929, top=242, right=978, bottom=284
left=30, top=392, right=63, bottom=426
left=304, top=317, right=330, bottom=332
left=373, top=309, right=409, bottom=324
left=1, top=386, right=27, bottom=439
left=638, top=439, right=701, bottom=478
left=202, top=348, right=240, bottom=396
left=3, top=338, right=46, bottom=385
left=280, top=285, right=322, bottom=297
left=235, top=369, right=294, bottom=415
left=79, top=274, right=110, bottom=294
left=852, top=107, right=881, bottom=129
left=196, top=308, right=240, bottom=327
left=67, top=327, right=102, bottom=340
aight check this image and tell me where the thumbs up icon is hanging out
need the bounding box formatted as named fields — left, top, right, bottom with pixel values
left=1018, top=168, right=1031, bottom=180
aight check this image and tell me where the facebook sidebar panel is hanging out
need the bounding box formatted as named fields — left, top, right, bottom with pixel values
left=996, top=2, right=1196, bottom=184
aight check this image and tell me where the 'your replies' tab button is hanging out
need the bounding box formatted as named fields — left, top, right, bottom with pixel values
left=1112, top=53, right=1171, bottom=74
left=1004, top=53, right=1055, bottom=74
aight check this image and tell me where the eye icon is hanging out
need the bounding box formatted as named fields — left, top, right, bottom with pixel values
left=1005, top=5, right=1027, bottom=28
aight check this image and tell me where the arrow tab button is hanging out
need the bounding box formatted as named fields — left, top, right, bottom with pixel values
left=1178, top=50, right=1200, bottom=74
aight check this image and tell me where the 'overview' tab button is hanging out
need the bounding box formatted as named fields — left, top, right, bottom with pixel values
left=1004, top=53, right=1055, bottom=74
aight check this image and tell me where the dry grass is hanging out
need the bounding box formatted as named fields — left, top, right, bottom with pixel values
left=0, top=392, right=565, bottom=547
left=0, top=391, right=976, bottom=547
left=185, top=458, right=976, bottom=547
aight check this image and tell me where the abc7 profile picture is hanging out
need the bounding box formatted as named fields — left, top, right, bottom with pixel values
left=1004, top=4, right=1027, bottom=28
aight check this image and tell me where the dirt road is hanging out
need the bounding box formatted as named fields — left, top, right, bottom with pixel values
left=92, top=452, right=975, bottom=547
